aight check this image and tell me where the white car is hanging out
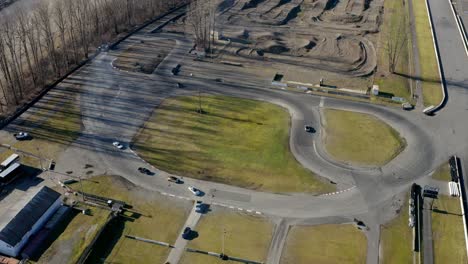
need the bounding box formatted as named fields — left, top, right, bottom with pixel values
left=188, top=186, right=202, bottom=196
left=112, top=141, right=124, bottom=149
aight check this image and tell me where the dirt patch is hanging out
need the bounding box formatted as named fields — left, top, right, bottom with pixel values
left=113, top=36, right=175, bottom=74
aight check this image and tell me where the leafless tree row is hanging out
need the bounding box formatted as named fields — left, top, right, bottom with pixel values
left=186, top=0, right=216, bottom=52
left=0, top=0, right=185, bottom=114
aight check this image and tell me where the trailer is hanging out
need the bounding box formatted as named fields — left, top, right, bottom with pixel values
left=0, top=153, right=19, bottom=171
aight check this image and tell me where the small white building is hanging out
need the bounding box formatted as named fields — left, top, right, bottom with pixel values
left=0, top=186, right=61, bottom=257
left=372, top=85, right=379, bottom=95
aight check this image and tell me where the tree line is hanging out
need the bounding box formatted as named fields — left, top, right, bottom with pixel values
left=0, top=0, right=185, bottom=114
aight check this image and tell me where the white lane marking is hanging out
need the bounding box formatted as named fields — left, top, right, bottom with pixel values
left=256, top=212, right=262, bottom=215
left=319, top=96, right=324, bottom=108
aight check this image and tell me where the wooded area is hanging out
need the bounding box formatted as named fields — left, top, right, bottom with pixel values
left=0, top=0, right=185, bottom=116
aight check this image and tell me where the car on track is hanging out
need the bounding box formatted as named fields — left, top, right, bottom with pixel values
left=188, top=186, right=202, bottom=196
left=14, top=132, right=30, bottom=140
left=182, top=227, right=191, bottom=239
left=304, top=125, right=315, bottom=133
left=167, top=176, right=182, bottom=183
left=195, top=203, right=209, bottom=213
left=112, top=141, right=124, bottom=149
left=138, top=167, right=152, bottom=175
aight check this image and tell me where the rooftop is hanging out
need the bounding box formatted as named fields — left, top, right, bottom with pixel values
left=0, top=185, right=60, bottom=246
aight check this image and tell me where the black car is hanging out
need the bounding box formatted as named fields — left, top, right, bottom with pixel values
left=304, top=126, right=315, bottom=133
left=182, top=227, right=191, bottom=239
left=138, top=167, right=151, bottom=175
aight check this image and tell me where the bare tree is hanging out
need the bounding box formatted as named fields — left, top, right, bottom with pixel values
left=186, top=0, right=216, bottom=52
left=37, top=2, right=61, bottom=77
left=54, top=1, right=69, bottom=68
left=386, top=16, right=408, bottom=73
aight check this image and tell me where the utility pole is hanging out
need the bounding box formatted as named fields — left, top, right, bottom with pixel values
left=221, top=227, right=227, bottom=256
left=36, top=147, right=44, bottom=171
left=79, top=174, right=86, bottom=202
left=198, top=87, right=202, bottom=114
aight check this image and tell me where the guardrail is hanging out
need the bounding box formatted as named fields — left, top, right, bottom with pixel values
left=422, top=0, right=448, bottom=115
left=453, top=155, right=468, bottom=260
left=447, top=0, right=468, bottom=56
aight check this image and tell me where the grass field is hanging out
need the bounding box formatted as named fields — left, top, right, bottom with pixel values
left=38, top=175, right=192, bottom=263
left=380, top=194, right=413, bottom=264
left=322, top=109, right=406, bottom=166
left=432, top=195, right=467, bottom=264
left=281, top=224, right=367, bottom=264
left=432, top=162, right=451, bottom=181
left=179, top=207, right=273, bottom=264
left=134, top=95, right=334, bottom=193
left=374, top=0, right=412, bottom=101
left=412, top=0, right=442, bottom=106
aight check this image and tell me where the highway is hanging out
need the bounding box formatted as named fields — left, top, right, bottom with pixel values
left=1, top=2, right=468, bottom=263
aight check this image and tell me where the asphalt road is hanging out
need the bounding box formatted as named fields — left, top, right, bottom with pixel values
left=2, top=3, right=468, bottom=263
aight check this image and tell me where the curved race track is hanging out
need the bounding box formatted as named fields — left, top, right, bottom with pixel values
left=5, top=4, right=468, bottom=264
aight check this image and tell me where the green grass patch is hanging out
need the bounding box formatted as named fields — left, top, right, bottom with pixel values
left=38, top=175, right=192, bottom=263
left=432, top=195, right=467, bottom=264
left=374, top=0, right=411, bottom=101
left=281, top=224, right=367, bottom=263
left=412, top=0, right=442, bottom=106
left=180, top=207, right=273, bottom=264
left=380, top=194, right=413, bottom=264
left=323, top=109, right=406, bottom=166
left=134, top=95, right=334, bottom=193
left=432, top=162, right=451, bottom=181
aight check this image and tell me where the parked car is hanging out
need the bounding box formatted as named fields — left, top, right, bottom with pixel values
left=138, top=167, right=151, bottom=175
left=402, top=102, right=414, bottom=110
left=188, top=186, right=202, bottom=196
left=112, top=141, right=124, bottom=149
left=182, top=227, right=191, bottom=239
left=14, top=132, right=30, bottom=140
left=167, top=176, right=181, bottom=183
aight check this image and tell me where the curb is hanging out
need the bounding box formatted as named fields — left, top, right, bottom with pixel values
left=423, top=0, right=447, bottom=115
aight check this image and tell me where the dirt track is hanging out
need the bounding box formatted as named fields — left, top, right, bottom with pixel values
left=214, top=0, right=383, bottom=78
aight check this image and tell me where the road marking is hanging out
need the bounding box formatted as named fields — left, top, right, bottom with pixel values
left=238, top=208, right=243, bottom=211
left=319, top=96, right=324, bottom=108
left=320, top=186, right=356, bottom=196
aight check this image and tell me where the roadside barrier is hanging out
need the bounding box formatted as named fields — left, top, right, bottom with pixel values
left=422, top=0, right=447, bottom=115
left=453, top=155, right=468, bottom=260
left=447, top=0, right=468, bottom=56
